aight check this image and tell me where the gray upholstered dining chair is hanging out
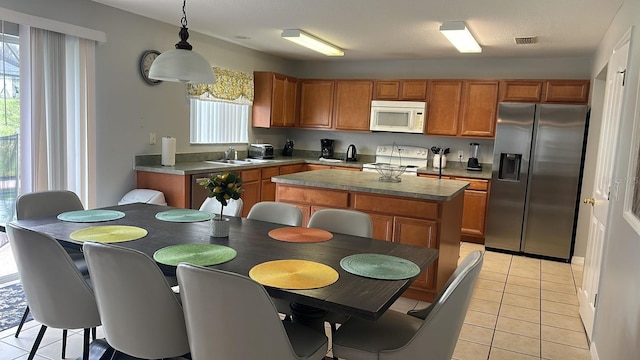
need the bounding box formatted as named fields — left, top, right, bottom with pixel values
left=82, top=242, right=190, bottom=359
left=307, top=208, right=373, bottom=238
left=247, top=201, right=303, bottom=226
left=331, top=250, right=484, bottom=360
left=6, top=223, right=101, bottom=360
left=199, top=197, right=243, bottom=217
left=176, top=263, right=328, bottom=360
left=13, top=190, right=89, bottom=348
left=307, top=208, right=373, bottom=341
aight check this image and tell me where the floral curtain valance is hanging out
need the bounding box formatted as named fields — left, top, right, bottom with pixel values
left=187, top=67, right=254, bottom=103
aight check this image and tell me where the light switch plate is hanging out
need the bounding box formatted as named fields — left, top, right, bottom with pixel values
left=149, top=132, right=156, bottom=145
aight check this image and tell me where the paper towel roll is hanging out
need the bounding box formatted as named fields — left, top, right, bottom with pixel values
left=161, top=137, right=176, bottom=166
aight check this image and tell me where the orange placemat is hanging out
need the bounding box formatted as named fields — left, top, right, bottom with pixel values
left=249, top=259, right=339, bottom=290
left=268, top=227, right=333, bottom=243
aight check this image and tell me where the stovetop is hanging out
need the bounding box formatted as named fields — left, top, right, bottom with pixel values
left=362, top=145, right=429, bottom=171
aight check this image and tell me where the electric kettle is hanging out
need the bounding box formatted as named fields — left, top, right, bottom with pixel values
left=345, top=144, right=358, bottom=162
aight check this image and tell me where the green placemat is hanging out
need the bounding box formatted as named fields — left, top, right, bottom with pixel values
left=57, top=210, right=125, bottom=223
left=69, top=225, right=148, bottom=243
left=153, top=244, right=237, bottom=266
left=340, top=253, right=420, bottom=280
left=155, top=209, right=213, bottom=223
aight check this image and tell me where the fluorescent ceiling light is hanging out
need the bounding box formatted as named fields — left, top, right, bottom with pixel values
left=439, top=21, right=482, bottom=53
left=149, top=0, right=215, bottom=83
left=281, top=29, right=344, bottom=57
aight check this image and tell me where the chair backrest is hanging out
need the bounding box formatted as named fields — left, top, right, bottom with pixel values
left=199, top=197, right=243, bottom=217
left=307, top=209, right=373, bottom=237
left=247, top=201, right=303, bottom=226
left=177, top=263, right=317, bottom=359
left=16, top=190, right=84, bottom=220
left=384, top=250, right=483, bottom=360
left=82, top=242, right=190, bottom=359
left=6, top=223, right=100, bottom=329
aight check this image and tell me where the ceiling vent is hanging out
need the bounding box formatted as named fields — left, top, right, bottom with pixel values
left=514, top=36, right=537, bottom=45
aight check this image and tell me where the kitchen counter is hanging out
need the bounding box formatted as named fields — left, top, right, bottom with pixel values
left=272, top=169, right=469, bottom=201
left=417, top=161, right=492, bottom=179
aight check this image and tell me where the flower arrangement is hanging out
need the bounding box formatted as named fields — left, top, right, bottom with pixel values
left=199, top=172, right=244, bottom=219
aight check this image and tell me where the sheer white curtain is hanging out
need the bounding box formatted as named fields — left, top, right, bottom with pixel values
left=189, top=98, right=249, bottom=144
left=19, top=26, right=96, bottom=206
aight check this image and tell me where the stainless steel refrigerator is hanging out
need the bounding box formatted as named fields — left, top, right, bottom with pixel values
left=485, top=103, right=589, bottom=261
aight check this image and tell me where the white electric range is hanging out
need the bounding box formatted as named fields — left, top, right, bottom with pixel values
left=362, top=145, right=429, bottom=176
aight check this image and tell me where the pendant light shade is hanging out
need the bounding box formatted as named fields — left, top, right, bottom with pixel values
left=149, top=0, right=215, bottom=84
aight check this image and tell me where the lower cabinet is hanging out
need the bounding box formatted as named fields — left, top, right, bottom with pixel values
left=276, top=183, right=463, bottom=302
left=240, top=169, right=261, bottom=217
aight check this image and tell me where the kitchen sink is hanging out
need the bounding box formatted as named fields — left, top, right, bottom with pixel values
left=242, top=158, right=275, bottom=164
left=203, top=160, right=252, bottom=166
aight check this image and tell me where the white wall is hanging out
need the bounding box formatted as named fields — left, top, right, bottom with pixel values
left=587, top=0, right=640, bottom=358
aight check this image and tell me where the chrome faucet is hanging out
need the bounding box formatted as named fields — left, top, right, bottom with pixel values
left=223, top=147, right=236, bottom=160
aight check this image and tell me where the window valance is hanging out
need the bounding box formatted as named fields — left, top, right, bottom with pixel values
left=187, top=67, right=253, bottom=103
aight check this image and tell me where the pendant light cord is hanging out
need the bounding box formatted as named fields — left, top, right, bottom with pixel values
left=181, top=0, right=188, bottom=28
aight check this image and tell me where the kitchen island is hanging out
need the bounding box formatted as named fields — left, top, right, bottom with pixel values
left=272, top=169, right=469, bottom=302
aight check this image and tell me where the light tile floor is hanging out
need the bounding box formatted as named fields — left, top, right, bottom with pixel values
left=0, top=242, right=588, bottom=360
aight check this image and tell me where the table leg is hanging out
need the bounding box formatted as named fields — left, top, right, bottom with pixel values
left=290, top=302, right=327, bottom=333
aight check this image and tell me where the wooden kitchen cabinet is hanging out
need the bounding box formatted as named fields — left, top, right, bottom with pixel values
left=425, top=80, right=498, bottom=138
left=370, top=213, right=394, bottom=241
left=500, top=79, right=590, bottom=104
left=333, top=80, right=373, bottom=131
left=373, top=80, right=427, bottom=100
left=136, top=171, right=190, bottom=208
left=425, top=80, right=463, bottom=136
left=543, top=80, right=590, bottom=104
left=459, top=80, right=499, bottom=137
left=306, top=164, right=361, bottom=171
left=253, top=72, right=298, bottom=128
left=240, top=169, right=261, bottom=217
left=299, top=80, right=335, bottom=128
left=260, top=166, right=280, bottom=202
left=393, top=216, right=438, bottom=289
left=279, top=163, right=306, bottom=175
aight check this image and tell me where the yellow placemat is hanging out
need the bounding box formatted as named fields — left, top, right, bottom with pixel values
left=249, top=259, right=339, bottom=290
left=69, top=225, right=148, bottom=243
left=268, top=227, right=333, bottom=243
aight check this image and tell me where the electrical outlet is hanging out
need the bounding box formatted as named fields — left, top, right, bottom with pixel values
left=149, top=132, right=156, bottom=145
left=458, top=150, right=464, bottom=159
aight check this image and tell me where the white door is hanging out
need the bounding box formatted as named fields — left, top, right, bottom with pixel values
left=578, top=39, right=629, bottom=341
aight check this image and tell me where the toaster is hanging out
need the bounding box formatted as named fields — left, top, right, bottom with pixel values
left=248, top=144, right=274, bottom=159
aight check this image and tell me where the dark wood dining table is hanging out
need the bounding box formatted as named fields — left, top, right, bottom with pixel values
left=15, top=202, right=439, bottom=325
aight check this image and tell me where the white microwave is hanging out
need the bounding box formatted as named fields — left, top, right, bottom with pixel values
left=370, top=100, right=426, bottom=133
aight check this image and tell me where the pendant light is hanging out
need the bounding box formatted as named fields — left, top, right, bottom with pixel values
left=149, top=0, right=216, bottom=84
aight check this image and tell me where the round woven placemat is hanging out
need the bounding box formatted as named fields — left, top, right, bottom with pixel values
left=268, top=227, right=333, bottom=243
left=340, top=253, right=420, bottom=280
left=69, top=225, right=148, bottom=243
left=57, top=210, right=125, bottom=223
left=153, top=244, right=237, bottom=266
left=155, top=209, right=213, bottom=223
left=249, top=259, right=339, bottom=290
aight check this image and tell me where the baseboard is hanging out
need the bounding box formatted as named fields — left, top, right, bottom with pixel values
left=590, top=342, right=599, bottom=360
left=572, top=256, right=584, bottom=267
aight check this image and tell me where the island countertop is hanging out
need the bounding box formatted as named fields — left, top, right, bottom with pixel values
left=272, top=169, right=469, bottom=201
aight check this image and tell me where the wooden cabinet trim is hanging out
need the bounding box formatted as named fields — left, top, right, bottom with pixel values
left=544, top=80, right=590, bottom=104
left=276, top=185, right=349, bottom=207
left=351, top=193, right=439, bottom=220
left=261, top=166, right=280, bottom=179
left=499, top=80, right=544, bottom=102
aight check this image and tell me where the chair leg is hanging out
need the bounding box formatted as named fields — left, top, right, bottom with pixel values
left=62, top=329, right=68, bottom=358
left=330, top=323, right=338, bottom=360
left=83, top=328, right=91, bottom=360
left=27, top=325, right=47, bottom=360
left=14, top=306, right=30, bottom=338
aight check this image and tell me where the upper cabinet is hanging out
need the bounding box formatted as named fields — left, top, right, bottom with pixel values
left=299, top=79, right=373, bottom=131
left=500, top=79, right=590, bottom=104
left=253, top=72, right=298, bottom=128
left=299, top=80, right=335, bottom=129
left=373, top=80, right=427, bottom=100
left=425, top=80, right=498, bottom=138
left=334, top=80, right=373, bottom=131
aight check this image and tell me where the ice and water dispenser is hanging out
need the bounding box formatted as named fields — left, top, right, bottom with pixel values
left=498, top=153, right=522, bottom=181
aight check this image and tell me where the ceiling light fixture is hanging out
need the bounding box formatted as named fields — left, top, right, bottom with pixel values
left=149, top=0, right=215, bottom=84
left=281, top=29, right=344, bottom=57
left=439, top=21, right=482, bottom=53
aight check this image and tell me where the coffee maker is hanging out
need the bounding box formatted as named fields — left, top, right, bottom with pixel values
left=320, top=139, right=334, bottom=159
left=467, top=143, right=482, bottom=171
